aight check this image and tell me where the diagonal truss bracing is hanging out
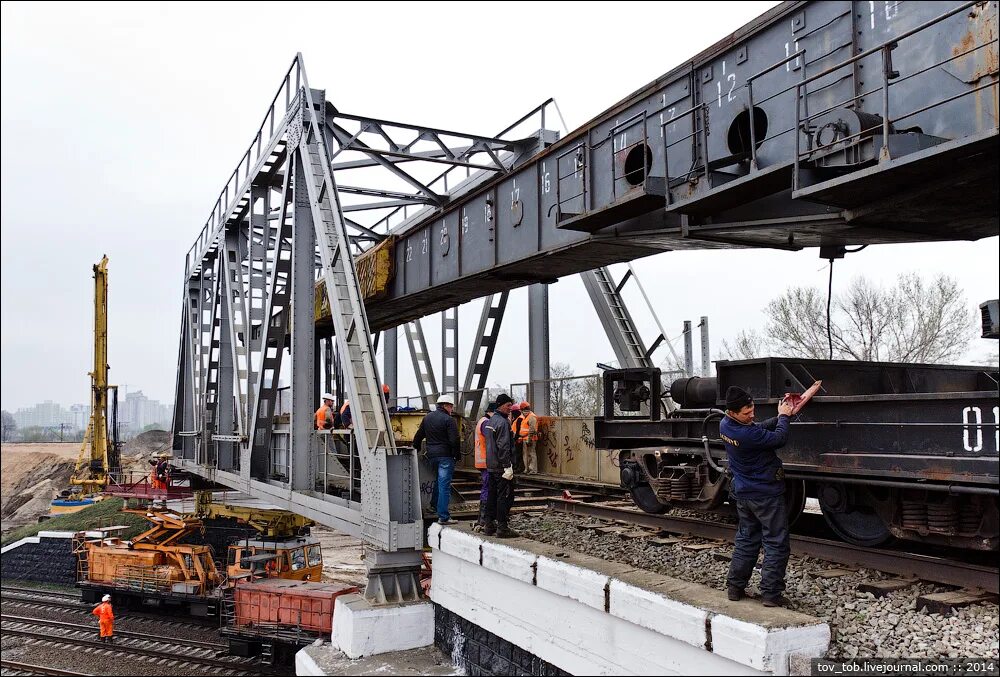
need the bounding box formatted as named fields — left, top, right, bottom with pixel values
left=171, top=55, right=553, bottom=602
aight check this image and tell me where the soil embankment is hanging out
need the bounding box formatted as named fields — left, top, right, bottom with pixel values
left=1, top=443, right=77, bottom=534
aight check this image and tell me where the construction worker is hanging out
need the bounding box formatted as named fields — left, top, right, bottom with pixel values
left=517, top=401, right=539, bottom=474
left=413, top=395, right=461, bottom=525
left=92, top=594, right=114, bottom=642
left=155, top=456, right=170, bottom=489
left=339, top=399, right=353, bottom=429
left=148, top=459, right=161, bottom=491
left=316, top=393, right=336, bottom=430
left=472, top=400, right=497, bottom=532
left=483, top=394, right=517, bottom=538
left=722, top=386, right=795, bottom=608
left=509, top=402, right=524, bottom=474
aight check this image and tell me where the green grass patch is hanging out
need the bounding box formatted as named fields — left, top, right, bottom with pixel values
left=1, top=498, right=149, bottom=546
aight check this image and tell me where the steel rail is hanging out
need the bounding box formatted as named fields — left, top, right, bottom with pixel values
left=546, top=499, right=1000, bottom=594
left=0, top=624, right=259, bottom=675
left=1, top=614, right=226, bottom=651
left=0, top=661, right=91, bottom=676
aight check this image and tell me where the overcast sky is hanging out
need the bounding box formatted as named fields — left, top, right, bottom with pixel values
left=2, top=1, right=997, bottom=413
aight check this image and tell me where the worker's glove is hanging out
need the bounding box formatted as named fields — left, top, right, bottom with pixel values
left=502, top=466, right=514, bottom=481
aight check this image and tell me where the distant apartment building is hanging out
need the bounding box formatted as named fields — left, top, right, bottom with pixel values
left=70, top=403, right=92, bottom=430
left=120, top=390, right=173, bottom=436
left=13, top=400, right=74, bottom=429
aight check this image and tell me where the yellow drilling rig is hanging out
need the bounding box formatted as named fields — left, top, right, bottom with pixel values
left=51, top=256, right=122, bottom=515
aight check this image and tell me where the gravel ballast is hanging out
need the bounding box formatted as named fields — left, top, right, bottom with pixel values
left=509, top=512, right=1000, bottom=660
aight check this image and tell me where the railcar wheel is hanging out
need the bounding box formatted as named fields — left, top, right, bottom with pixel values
left=630, top=483, right=669, bottom=514
left=785, top=480, right=806, bottom=528
left=818, top=483, right=892, bottom=546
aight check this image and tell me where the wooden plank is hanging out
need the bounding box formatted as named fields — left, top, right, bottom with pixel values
left=917, top=590, right=998, bottom=614
left=647, top=536, right=682, bottom=546
left=596, top=526, right=630, bottom=535
left=857, top=578, right=917, bottom=597
left=812, top=568, right=856, bottom=579
left=713, top=552, right=733, bottom=562
left=577, top=522, right=611, bottom=531
left=619, top=530, right=654, bottom=540
left=680, top=543, right=718, bottom=552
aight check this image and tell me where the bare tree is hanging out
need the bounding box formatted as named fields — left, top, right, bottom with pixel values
left=548, top=362, right=603, bottom=416
left=719, top=329, right=771, bottom=361
left=763, top=272, right=975, bottom=363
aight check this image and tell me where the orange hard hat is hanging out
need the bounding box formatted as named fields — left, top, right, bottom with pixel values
left=519, top=401, right=531, bottom=410
left=382, top=384, right=390, bottom=394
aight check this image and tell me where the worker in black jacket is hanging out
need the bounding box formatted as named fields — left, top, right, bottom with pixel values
left=483, top=393, right=518, bottom=538
left=413, top=395, right=461, bottom=525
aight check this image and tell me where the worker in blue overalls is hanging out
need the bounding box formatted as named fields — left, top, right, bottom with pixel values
left=720, top=386, right=795, bottom=608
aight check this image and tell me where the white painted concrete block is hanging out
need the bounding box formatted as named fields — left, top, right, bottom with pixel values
left=535, top=555, right=608, bottom=612
left=711, top=614, right=830, bottom=675
left=332, top=593, right=434, bottom=659
left=480, top=540, right=537, bottom=584
left=426, top=521, right=442, bottom=549
left=432, top=549, right=763, bottom=676
left=295, top=646, right=324, bottom=676
left=608, top=578, right=708, bottom=649
left=438, top=526, right=481, bottom=565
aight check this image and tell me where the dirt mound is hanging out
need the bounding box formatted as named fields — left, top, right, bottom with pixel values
left=120, top=430, right=172, bottom=473
left=123, top=429, right=172, bottom=458
left=1, top=444, right=77, bottom=533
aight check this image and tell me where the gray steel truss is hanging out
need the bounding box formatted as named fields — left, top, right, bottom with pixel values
left=460, top=292, right=509, bottom=417
left=174, top=0, right=997, bottom=603
left=441, top=308, right=459, bottom=407
left=403, top=319, right=438, bottom=409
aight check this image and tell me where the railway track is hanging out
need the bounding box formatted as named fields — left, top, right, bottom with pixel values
left=0, top=661, right=90, bottom=676
left=546, top=498, right=1000, bottom=594
left=1, top=615, right=262, bottom=676
left=0, top=586, right=218, bottom=629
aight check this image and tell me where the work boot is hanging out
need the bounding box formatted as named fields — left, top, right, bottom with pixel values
left=727, top=586, right=744, bottom=601
left=471, top=522, right=484, bottom=533
left=438, top=518, right=458, bottom=526
left=483, top=523, right=497, bottom=537
left=495, top=525, right=520, bottom=539
left=762, top=595, right=791, bottom=608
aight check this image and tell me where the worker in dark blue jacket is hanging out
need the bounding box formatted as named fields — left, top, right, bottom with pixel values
left=720, top=385, right=795, bottom=608
left=413, top=395, right=461, bottom=525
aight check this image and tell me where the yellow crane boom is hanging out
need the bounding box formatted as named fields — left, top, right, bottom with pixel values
left=70, top=255, right=113, bottom=494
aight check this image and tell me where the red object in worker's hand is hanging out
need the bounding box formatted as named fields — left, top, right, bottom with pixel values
left=783, top=380, right=823, bottom=415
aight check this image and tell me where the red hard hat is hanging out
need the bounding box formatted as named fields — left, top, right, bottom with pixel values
left=382, top=384, right=390, bottom=394
left=511, top=403, right=521, bottom=411
left=519, top=401, right=531, bottom=410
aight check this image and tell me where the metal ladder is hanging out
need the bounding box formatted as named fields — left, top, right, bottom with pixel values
left=403, top=319, right=438, bottom=409
left=581, top=267, right=652, bottom=368
left=460, top=291, right=509, bottom=417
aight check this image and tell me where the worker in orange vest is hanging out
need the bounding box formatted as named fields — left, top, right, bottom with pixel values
left=92, top=594, right=114, bottom=642
left=472, top=400, right=496, bottom=532
left=517, top=401, right=539, bottom=474
left=509, top=403, right=524, bottom=473
left=315, top=393, right=336, bottom=430
left=147, top=459, right=162, bottom=491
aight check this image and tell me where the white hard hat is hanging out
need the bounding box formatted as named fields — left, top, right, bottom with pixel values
left=322, top=393, right=335, bottom=401
left=436, top=395, right=454, bottom=405
left=102, top=594, right=111, bottom=602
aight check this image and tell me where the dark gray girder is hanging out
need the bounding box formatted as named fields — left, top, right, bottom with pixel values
left=345, top=0, right=998, bottom=332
